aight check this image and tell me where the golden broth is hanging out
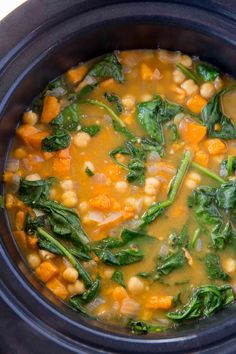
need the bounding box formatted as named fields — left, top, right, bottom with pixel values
left=4, top=49, right=236, bottom=331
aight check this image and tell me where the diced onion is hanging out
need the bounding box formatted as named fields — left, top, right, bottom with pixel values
left=87, top=211, right=104, bottom=223
left=6, top=159, right=19, bottom=172
left=99, top=212, right=123, bottom=226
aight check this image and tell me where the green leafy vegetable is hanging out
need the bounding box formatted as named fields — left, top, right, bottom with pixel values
left=41, top=128, right=71, bottom=152
left=176, top=63, right=201, bottom=84
left=93, top=228, right=153, bottom=266
left=104, top=92, right=123, bottom=114
left=18, top=178, right=55, bottom=204
left=50, top=103, right=80, bottom=131
left=37, top=228, right=93, bottom=287
left=77, top=83, right=98, bottom=99
left=85, top=167, right=94, bottom=176
left=205, top=253, right=230, bottom=281
left=128, top=320, right=166, bottom=335
left=141, top=150, right=191, bottom=226
left=136, top=96, right=183, bottom=144
left=167, top=123, right=179, bottom=143
left=110, top=138, right=163, bottom=185
left=87, top=53, right=124, bottom=83
left=216, top=179, right=236, bottom=210
left=191, top=161, right=225, bottom=184
left=220, top=156, right=236, bottom=177
left=211, top=222, right=236, bottom=250
left=78, top=98, right=134, bottom=139
left=196, top=63, right=220, bottom=82
left=68, top=296, right=88, bottom=315
left=167, top=284, right=234, bottom=321
left=24, top=214, right=45, bottom=234
left=0, top=195, right=4, bottom=208
left=201, top=86, right=236, bottom=140
left=81, top=125, right=101, bottom=137
left=111, top=270, right=126, bottom=287
left=79, top=277, right=100, bottom=303
left=157, top=249, right=187, bottom=276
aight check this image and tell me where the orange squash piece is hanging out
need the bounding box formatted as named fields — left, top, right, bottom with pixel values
left=66, top=65, right=88, bottom=84
left=186, top=94, right=207, bottom=114
left=205, top=138, right=227, bottom=155
left=46, top=277, right=68, bottom=300
left=146, top=296, right=173, bottom=310
left=35, top=261, right=58, bottom=282
left=26, top=131, right=49, bottom=149
left=16, top=124, right=39, bottom=144
left=180, top=121, right=207, bottom=144
left=112, top=286, right=128, bottom=303
left=52, top=158, right=71, bottom=177
left=41, top=96, right=60, bottom=123
left=194, top=150, right=209, bottom=167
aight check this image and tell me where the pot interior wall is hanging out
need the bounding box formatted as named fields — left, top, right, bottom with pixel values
left=1, top=16, right=236, bottom=353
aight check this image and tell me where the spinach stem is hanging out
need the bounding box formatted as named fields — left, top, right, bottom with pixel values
left=37, top=227, right=93, bottom=287
left=168, top=150, right=191, bottom=202
left=176, top=63, right=201, bottom=85
left=191, top=228, right=201, bottom=249
left=227, top=155, right=233, bottom=176
left=191, top=161, right=225, bottom=184
left=78, top=98, right=135, bottom=139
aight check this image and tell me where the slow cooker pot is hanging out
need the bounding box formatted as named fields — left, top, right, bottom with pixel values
left=1, top=1, right=236, bottom=353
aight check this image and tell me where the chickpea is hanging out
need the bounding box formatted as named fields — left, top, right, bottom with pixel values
left=27, top=253, right=41, bottom=269
left=5, top=193, right=15, bottom=209
left=49, top=188, right=57, bottom=200
left=223, top=258, right=236, bottom=273
left=185, top=178, right=197, bottom=189
left=128, top=276, right=144, bottom=295
left=67, top=280, right=85, bottom=295
left=60, top=179, right=74, bottom=191
left=79, top=201, right=89, bottom=213
left=62, top=190, right=77, bottom=200
left=63, top=267, right=79, bottom=283
left=115, top=181, right=128, bottom=193
left=144, top=177, right=160, bottom=196
left=143, top=196, right=155, bottom=207
left=62, top=190, right=78, bottom=208
left=174, top=113, right=185, bottom=124
left=23, top=110, right=38, bottom=125
left=188, top=172, right=201, bottom=184
left=73, top=132, right=91, bottom=148
left=125, top=197, right=138, bottom=210
left=103, top=268, right=114, bottom=279
left=180, top=55, right=192, bottom=68
left=173, top=69, right=185, bottom=84
left=200, top=82, right=215, bottom=99
left=39, top=250, right=55, bottom=260
left=14, top=147, right=27, bottom=159
left=181, top=79, right=199, bottom=96
left=83, top=161, right=95, bottom=173
left=214, top=76, right=223, bottom=90
left=121, top=95, right=135, bottom=111
left=25, top=173, right=41, bottom=181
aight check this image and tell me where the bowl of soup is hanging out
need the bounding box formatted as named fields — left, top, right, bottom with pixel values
left=0, top=1, right=236, bottom=353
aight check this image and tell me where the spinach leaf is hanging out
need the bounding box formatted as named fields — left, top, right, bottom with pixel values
left=104, top=92, right=123, bottom=114
left=85, top=167, right=94, bottom=176
left=37, top=227, right=93, bottom=287
left=24, top=214, right=45, bottom=234
left=111, top=270, right=126, bottom=287
left=87, top=53, right=124, bottom=83
left=68, top=296, right=88, bottom=316
left=79, top=277, right=100, bottom=303
left=176, top=63, right=201, bottom=84
left=128, top=320, right=166, bottom=335
left=136, top=96, right=183, bottom=144
left=42, top=128, right=71, bottom=152
left=18, top=178, right=55, bottom=204
left=81, top=125, right=101, bottom=137
left=110, top=138, right=163, bottom=185
left=95, top=248, right=144, bottom=266
left=19, top=178, right=90, bottom=247
left=167, top=284, right=234, bottom=321
left=167, top=123, right=179, bottom=142
left=211, top=222, right=236, bottom=250
left=188, top=186, right=222, bottom=225
left=196, top=63, right=220, bottom=82
left=216, top=179, right=236, bottom=210
left=0, top=195, right=4, bottom=208
left=93, top=228, right=152, bottom=266
left=205, top=253, right=230, bottom=281
left=220, top=156, right=236, bottom=177
left=157, top=249, right=187, bottom=276
left=50, top=103, right=80, bottom=131
left=78, top=98, right=134, bottom=139
left=77, top=83, right=98, bottom=99
left=201, top=86, right=236, bottom=140
left=141, top=150, right=191, bottom=226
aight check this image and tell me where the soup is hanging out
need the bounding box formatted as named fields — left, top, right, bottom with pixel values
left=3, top=49, right=236, bottom=334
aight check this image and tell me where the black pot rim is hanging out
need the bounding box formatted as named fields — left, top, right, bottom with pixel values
left=0, top=1, right=236, bottom=353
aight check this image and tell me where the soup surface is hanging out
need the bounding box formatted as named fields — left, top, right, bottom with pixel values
left=3, top=49, right=236, bottom=334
